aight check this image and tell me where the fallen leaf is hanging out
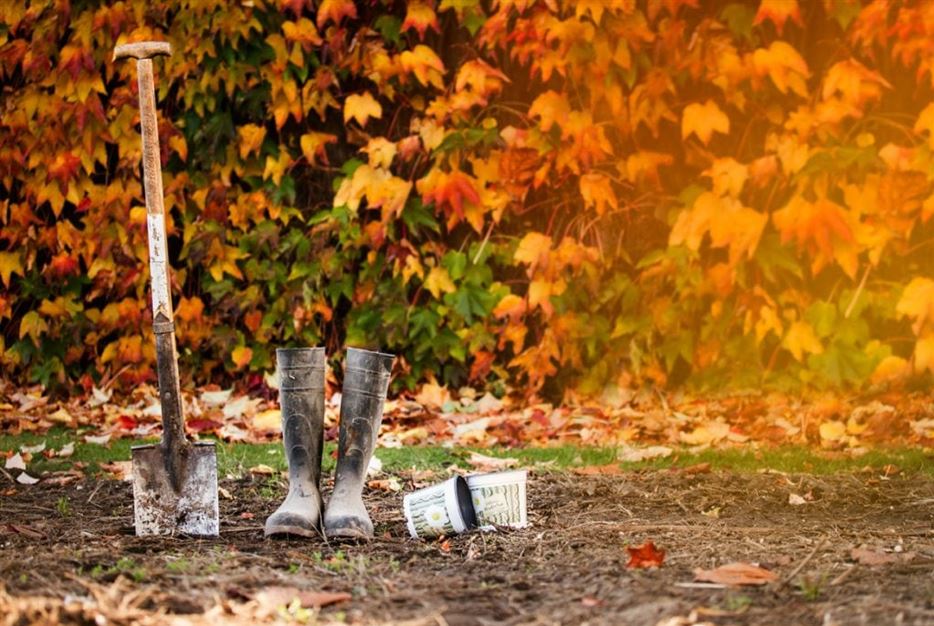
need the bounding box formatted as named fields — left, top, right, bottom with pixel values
left=850, top=547, right=914, bottom=566
left=20, top=442, right=46, bottom=454
left=224, top=395, right=261, bottom=419
left=5, top=453, right=26, bottom=471
left=819, top=420, right=847, bottom=444
left=573, top=463, right=623, bottom=476
left=200, top=388, right=234, bottom=406
left=693, top=562, right=778, bottom=586
left=617, top=445, right=673, bottom=463
left=788, top=493, right=806, bottom=506
left=366, top=455, right=383, bottom=476
left=89, top=386, right=112, bottom=407
left=466, top=452, right=518, bottom=472
left=254, top=586, right=351, bottom=611
left=249, top=464, right=277, bottom=476
left=367, top=477, right=402, bottom=492
left=626, top=541, right=666, bottom=569
left=83, top=434, right=111, bottom=445
left=100, top=461, right=132, bottom=481
left=414, top=381, right=451, bottom=409
left=56, top=442, right=75, bottom=458
left=253, top=408, right=281, bottom=433
left=16, top=472, right=39, bottom=485
left=474, top=392, right=503, bottom=413
left=5, top=523, right=46, bottom=539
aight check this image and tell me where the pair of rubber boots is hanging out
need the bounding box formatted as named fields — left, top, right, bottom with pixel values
left=264, top=346, right=394, bottom=540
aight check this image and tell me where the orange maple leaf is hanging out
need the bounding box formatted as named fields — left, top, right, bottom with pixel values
left=681, top=100, right=729, bottom=145
left=528, top=90, right=570, bottom=133
left=753, top=41, right=810, bottom=97
left=416, top=168, right=481, bottom=225
left=772, top=196, right=858, bottom=277
left=402, top=1, right=440, bottom=39
left=300, top=131, right=337, bottom=165
left=579, top=173, right=618, bottom=216
left=400, top=45, right=445, bottom=89
left=626, top=541, right=665, bottom=569
left=316, top=0, right=357, bottom=30
left=753, top=0, right=803, bottom=35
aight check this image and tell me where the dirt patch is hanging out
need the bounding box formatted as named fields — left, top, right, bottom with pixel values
left=2, top=469, right=933, bottom=625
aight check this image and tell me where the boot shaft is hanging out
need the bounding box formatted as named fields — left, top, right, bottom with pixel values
left=277, top=347, right=325, bottom=483
left=335, top=348, right=394, bottom=479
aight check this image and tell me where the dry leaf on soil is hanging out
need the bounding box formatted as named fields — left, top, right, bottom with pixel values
left=626, top=541, right=666, bottom=569
left=693, top=562, right=778, bottom=586
left=4, top=453, right=25, bottom=471
left=254, top=586, right=351, bottom=612
left=850, top=547, right=915, bottom=566
left=466, top=452, right=518, bottom=472
left=617, top=445, right=672, bottom=463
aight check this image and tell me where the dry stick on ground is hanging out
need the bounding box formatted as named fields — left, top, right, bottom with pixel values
left=778, top=537, right=829, bottom=589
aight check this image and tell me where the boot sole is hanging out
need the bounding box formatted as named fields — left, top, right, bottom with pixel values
left=324, top=527, right=372, bottom=541
left=264, top=524, right=320, bottom=538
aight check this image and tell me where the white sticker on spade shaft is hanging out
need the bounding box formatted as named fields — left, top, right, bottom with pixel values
left=147, top=214, right=171, bottom=317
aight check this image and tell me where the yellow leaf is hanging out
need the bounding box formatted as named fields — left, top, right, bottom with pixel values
left=752, top=41, right=810, bottom=97
left=682, top=100, right=730, bottom=145
left=344, top=92, right=382, bottom=127
left=896, top=277, right=934, bottom=335
left=621, top=151, right=673, bottom=185
left=514, top=232, right=552, bottom=267
left=424, top=266, right=456, bottom=299
left=529, top=90, right=570, bottom=133
left=753, top=0, right=802, bottom=34
left=493, top=294, right=526, bottom=320
left=399, top=45, right=446, bottom=89
left=232, top=345, right=253, bottom=369
left=680, top=420, right=730, bottom=446
left=238, top=124, right=267, bottom=159
left=414, top=380, right=450, bottom=409
left=914, top=335, right=934, bottom=375
left=528, top=278, right=554, bottom=316
left=670, top=192, right=766, bottom=264
left=18, top=311, right=48, bottom=343
left=363, top=137, right=397, bottom=169
left=703, top=158, right=748, bottom=198
left=579, top=173, right=618, bottom=216
left=300, top=131, right=336, bottom=166
left=916, top=102, right=934, bottom=149
left=0, top=251, right=23, bottom=287
left=401, top=0, right=440, bottom=39
left=871, top=355, right=911, bottom=384
left=819, top=420, right=846, bottom=442
left=263, top=151, right=292, bottom=186
left=316, top=0, right=357, bottom=29
left=253, top=408, right=281, bottom=432
left=783, top=321, right=823, bottom=361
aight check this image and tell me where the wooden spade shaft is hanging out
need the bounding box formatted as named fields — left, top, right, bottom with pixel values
left=116, top=43, right=189, bottom=491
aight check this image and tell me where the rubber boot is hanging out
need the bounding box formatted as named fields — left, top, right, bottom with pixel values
left=324, top=347, right=395, bottom=539
left=264, top=347, right=326, bottom=538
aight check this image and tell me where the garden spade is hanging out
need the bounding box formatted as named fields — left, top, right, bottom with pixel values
left=114, top=41, right=218, bottom=537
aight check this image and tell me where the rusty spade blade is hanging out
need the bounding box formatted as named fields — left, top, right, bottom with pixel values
left=115, top=40, right=218, bottom=536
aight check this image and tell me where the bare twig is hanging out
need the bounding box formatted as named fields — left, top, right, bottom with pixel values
left=779, top=538, right=828, bottom=588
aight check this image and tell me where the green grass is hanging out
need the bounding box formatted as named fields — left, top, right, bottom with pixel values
left=2, top=427, right=931, bottom=478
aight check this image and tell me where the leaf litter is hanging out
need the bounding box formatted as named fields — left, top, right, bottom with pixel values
left=2, top=471, right=932, bottom=625
left=2, top=382, right=932, bottom=454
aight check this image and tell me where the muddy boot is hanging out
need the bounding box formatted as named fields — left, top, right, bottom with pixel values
left=264, top=347, right=326, bottom=538
left=324, top=348, right=395, bottom=539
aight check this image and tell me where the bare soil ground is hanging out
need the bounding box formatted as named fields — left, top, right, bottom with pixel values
left=2, top=469, right=933, bottom=625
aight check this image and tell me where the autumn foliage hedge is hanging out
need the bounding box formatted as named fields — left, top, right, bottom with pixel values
left=2, top=0, right=934, bottom=397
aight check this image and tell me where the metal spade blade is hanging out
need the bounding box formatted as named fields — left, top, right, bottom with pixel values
left=132, top=441, right=219, bottom=536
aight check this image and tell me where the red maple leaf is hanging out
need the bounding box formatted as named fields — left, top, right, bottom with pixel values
left=626, top=541, right=666, bottom=569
